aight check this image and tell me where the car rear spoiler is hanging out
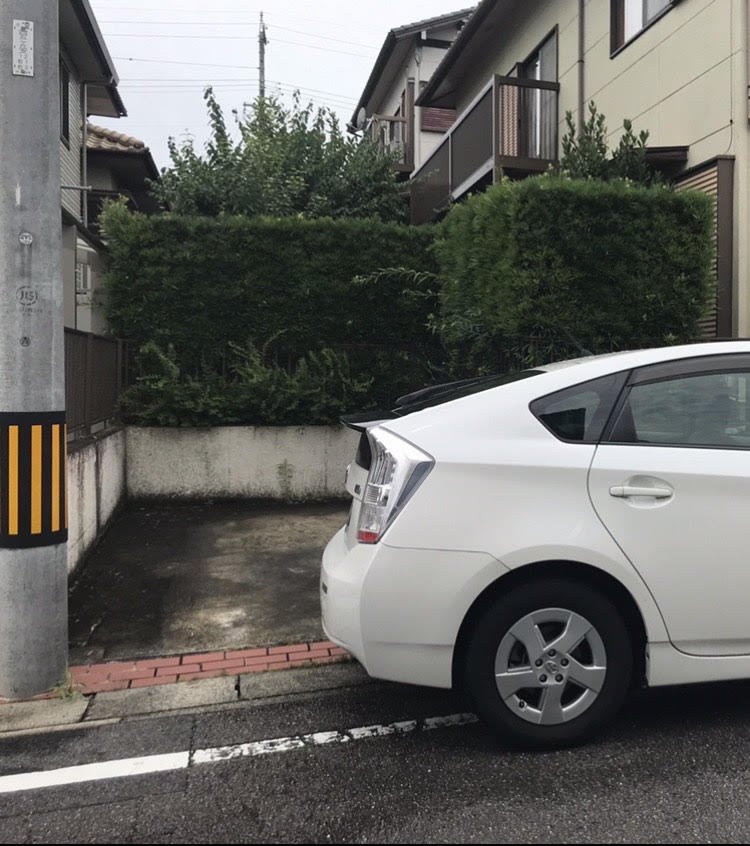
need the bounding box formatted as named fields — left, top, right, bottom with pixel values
left=340, top=412, right=394, bottom=433
left=340, top=374, right=509, bottom=432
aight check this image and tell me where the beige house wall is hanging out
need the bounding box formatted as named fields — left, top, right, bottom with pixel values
left=453, top=0, right=737, bottom=164
left=584, top=0, right=737, bottom=167
left=453, top=0, right=580, bottom=118
left=443, top=0, right=750, bottom=334
left=416, top=41, right=458, bottom=166
left=371, top=22, right=464, bottom=173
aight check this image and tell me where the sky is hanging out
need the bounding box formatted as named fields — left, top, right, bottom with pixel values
left=87, top=0, right=473, bottom=170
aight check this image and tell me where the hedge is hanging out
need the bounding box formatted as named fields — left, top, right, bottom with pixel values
left=100, top=205, right=441, bottom=422
left=435, top=175, right=715, bottom=374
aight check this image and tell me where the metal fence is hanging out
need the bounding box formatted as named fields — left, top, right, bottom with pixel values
left=64, top=329, right=126, bottom=441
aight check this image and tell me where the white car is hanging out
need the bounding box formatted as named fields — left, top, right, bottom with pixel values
left=321, top=341, right=750, bottom=748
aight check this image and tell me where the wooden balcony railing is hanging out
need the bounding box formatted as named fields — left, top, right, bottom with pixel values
left=368, top=113, right=413, bottom=172
left=495, top=75, right=558, bottom=170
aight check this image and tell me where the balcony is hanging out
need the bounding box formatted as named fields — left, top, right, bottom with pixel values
left=367, top=113, right=413, bottom=174
left=410, top=75, right=559, bottom=224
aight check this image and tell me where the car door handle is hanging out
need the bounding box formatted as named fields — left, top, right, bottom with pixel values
left=609, top=485, right=673, bottom=499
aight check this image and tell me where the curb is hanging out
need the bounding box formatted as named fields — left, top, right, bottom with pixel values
left=0, top=641, right=350, bottom=703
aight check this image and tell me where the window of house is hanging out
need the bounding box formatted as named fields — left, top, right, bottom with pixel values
left=75, top=262, right=91, bottom=294
left=519, top=30, right=558, bottom=160
left=611, top=0, right=675, bottom=52
left=60, top=59, right=70, bottom=144
left=520, top=31, right=557, bottom=83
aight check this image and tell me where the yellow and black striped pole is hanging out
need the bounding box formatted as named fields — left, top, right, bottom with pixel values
left=0, top=413, right=67, bottom=548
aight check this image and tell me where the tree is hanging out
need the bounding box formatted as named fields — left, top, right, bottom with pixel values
left=560, top=101, right=610, bottom=181
left=150, top=89, right=406, bottom=222
left=560, top=102, right=654, bottom=184
left=611, top=118, right=652, bottom=184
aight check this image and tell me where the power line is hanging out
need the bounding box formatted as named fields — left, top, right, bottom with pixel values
left=112, top=59, right=359, bottom=102
left=91, top=3, right=265, bottom=11
left=272, top=26, right=377, bottom=49
left=99, top=19, right=258, bottom=25
left=92, top=5, right=381, bottom=34
left=121, top=83, right=357, bottom=109
left=118, top=78, right=357, bottom=106
left=105, top=32, right=376, bottom=58
left=105, top=32, right=259, bottom=39
left=120, top=77, right=357, bottom=101
left=122, top=77, right=258, bottom=83
left=115, top=56, right=258, bottom=70
left=99, top=20, right=379, bottom=49
left=272, top=37, right=375, bottom=57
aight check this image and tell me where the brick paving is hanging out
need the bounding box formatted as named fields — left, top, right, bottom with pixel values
left=0, top=641, right=351, bottom=702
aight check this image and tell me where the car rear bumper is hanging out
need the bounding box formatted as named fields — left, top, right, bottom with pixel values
left=321, top=527, right=507, bottom=689
left=320, top=527, right=370, bottom=665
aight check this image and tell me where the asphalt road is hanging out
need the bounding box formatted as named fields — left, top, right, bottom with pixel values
left=3, top=669, right=750, bottom=843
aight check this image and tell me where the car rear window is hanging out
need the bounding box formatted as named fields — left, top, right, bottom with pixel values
left=530, top=372, right=628, bottom=443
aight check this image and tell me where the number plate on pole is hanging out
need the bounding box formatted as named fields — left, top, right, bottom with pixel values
left=12, top=21, right=34, bottom=77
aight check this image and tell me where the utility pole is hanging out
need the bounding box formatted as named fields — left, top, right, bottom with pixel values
left=0, top=0, right=68, bottom=698
left=259, top=11, right=268, bottom=98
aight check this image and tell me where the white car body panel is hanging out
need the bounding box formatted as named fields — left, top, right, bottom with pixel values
left=589, top=443, right=750, bottom=656
left=321, top=341, right=750, bottom=692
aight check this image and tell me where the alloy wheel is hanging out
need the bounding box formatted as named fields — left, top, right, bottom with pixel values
left=494, top=607, right=607, bottom=726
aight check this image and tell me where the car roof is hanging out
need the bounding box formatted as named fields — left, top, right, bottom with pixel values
left=380, top=341, right=750, bottom=442
left=536, top=341, right=750, bottom=374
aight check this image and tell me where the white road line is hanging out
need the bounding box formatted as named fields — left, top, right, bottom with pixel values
left=0, top=752, right=190, bottom=795
left=0, top=712, right=478, bottom=795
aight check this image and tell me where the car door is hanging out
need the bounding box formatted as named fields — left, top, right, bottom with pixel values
left=588, top=354, right=750, bottom=656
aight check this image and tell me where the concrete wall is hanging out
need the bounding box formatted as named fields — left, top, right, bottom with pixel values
left=126, top=426, right=360, bottom=501
left=67, top=427, right=126, bottom=574
left=64, top=425, right=360, bottom=574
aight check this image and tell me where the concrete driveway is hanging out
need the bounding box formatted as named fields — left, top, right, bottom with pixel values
left=68, top=500, right=348, bottom=664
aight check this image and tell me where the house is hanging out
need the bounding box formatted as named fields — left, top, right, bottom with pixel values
left=59, top=0, right=124, bottom=331
left=59, top=0, right=158, bottom=334
left=410, top=0, right=740, bottom=339
left=58, top=0, right=159, bottom=444
left=76, top=124, right=159, bottom=334
left=350, top=9, right=474, bottom=178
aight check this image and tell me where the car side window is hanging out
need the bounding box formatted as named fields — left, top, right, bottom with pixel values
left=609, top=371, right=750, bottom=448
left=530, top=372, right=628, bottom=443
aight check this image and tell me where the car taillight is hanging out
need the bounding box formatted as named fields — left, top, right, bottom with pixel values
left=357, top=428, right=433, bottom=544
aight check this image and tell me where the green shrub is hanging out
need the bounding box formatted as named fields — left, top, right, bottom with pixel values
left=435, top=175, right=714, bottom=374
left=120, top=341, right=374, bottom=427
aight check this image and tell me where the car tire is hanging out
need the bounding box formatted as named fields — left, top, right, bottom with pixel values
left=463, top=578, right=632, bottom=750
